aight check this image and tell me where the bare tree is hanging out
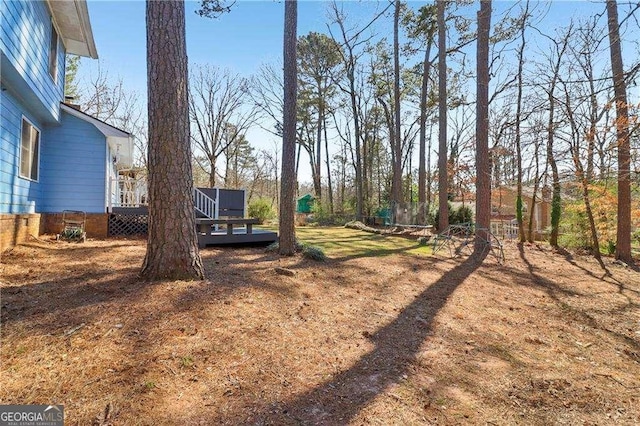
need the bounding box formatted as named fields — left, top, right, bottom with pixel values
left=410, top=5, right=437, bottom=222
left=77, top=66, right=148, bottom=167
left=535, top=24, right=572, bottom=248
left=189, top=65, right=256, bottom=188
left=558, top=75, right=606, bottom=268
left=327, top=0, right=393, bottom=220
left=142, top=0, right=204, bottom=280
left=297, top=32, right=342, bottom=201
left=279, top=0, right=298, bottom=255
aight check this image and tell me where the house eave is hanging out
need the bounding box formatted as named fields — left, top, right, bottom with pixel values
left=47, top=0, right=98, bottom=59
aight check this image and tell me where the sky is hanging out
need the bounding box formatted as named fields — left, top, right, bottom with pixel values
left=79, top=0, right=397, bottom=182
left=77, top=0, right=639, bottom=183
left=81, top=0, right=397, bottom=96
left=78, top=1, right=388, bottom=181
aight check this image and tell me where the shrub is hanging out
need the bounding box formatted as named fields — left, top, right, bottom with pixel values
left=248, top=198, right=276, bottom=224
left=417, top=236, right=430, bottom=246
left=265, top=239, right=325, bottom=260
left=606, top=240, right=616, bottom=255
left=301, top=245, right=327, bottom=261
left=454, top=205, right=473, bottom=224
left=434, top=203, right=472, bottom=231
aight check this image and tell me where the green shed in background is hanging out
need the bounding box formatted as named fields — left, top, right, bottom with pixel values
left=296, top=194, right=315, bottom=213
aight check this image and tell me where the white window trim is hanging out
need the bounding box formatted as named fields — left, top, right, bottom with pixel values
left=19, top=116, right=41, bottom=182
left=48, top=18, right=59, bottom=84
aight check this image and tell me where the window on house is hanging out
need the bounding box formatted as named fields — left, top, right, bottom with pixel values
left=49, top=22, right=58, bottom=82
left=20, top=118, right=40, bottom=181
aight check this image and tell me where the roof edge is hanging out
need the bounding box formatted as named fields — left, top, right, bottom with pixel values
left=74, top=0, right=98, bottom=59
left=60, top=103, right=132, bottom=136
left=47, top=0, right=98, bottom=59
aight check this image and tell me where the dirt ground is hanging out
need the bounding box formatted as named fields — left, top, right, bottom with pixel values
left=1, top=228, right=639, bottom=425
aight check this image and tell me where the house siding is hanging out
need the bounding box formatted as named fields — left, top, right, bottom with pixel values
left=40, top=110, right=108, bottom=213
left=0, top=0, right=65, bottom=123
left=0, top=89, right=44, bottom=214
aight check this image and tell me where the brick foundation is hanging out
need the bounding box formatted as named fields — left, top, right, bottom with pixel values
left=1, top=213, right=110, bottom=252
left=41, top=213, right=109, bottom=239
left=0, top=214, right=42, bottom=252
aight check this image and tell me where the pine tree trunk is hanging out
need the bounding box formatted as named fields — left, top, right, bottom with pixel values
left=141, top=0, right=204, bottom=281
left=279, top=0, right=297, bottom=256
left=527, top=137, right=542, bottom=243
left=606, top=0, right=633, bottom=264
left=418, top=37, right=434, bottom=224
left=515, top=2, right=527, bottom=244
left=546, top=37, right=568, bottom=248
left=475, top=0, right=492, bottom=251
left=391, top=0, right=403, bottom=207
left=323, top=114, right=334, bottom=214
left=315, top=82, right=323, bottom=200
left=437, top=0, right=449, bottom=232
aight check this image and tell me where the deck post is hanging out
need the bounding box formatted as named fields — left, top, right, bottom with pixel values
left=214, top=188, right=220, bottom=231
left=108, top=177, right=113, bottom=212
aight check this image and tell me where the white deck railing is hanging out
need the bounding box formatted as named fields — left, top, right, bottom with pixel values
left=109, top=175, right=148, bottom=209
left=193, top=187, right=217, bottom=219
left=109, top=176, right=218, bottom=220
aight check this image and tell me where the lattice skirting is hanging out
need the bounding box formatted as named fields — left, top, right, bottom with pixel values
left=108, top=213, right=148, bottom=236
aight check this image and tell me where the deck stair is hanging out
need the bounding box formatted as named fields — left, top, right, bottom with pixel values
left=193, top=187, right=217, bottom=219
left=193, top=187, right=277, bottom=247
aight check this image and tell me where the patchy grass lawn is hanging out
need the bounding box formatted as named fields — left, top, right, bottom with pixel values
left=296, top=226, right=431, bottom=259
left=1, top=227, right=639, bottom=425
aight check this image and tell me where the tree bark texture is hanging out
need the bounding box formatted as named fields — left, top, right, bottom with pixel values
left=515, top=2, right=528, bottom=244
left=437, top=0, right=449, bottom=232
left=391, top=0, right=403, bottom=206
left=418, top=35, right=434, bottom=223
left=475, top=0, right=492, bottom=249
left=142, top=0, right=204, bottom=280
left=546, top=39, right=566, bottom=247
left=606, top=0, right=633, bottom=264
left=279, top=0, right=298, bottom=256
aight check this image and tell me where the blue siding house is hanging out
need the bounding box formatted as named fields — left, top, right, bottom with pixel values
left=1, top=0, right=133, bottom=248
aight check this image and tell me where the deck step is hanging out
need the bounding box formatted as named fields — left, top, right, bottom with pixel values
left=197, top=229, right=277, bottom=248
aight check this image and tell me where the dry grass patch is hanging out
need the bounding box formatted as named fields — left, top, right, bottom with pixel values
left=1, top=228, right=639, bottom=425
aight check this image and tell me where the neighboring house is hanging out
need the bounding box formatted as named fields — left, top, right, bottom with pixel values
left=491, top=186, right=552, bottom=240
left=1, top=0, right=133, bottom=250
left=451, top=186, right=552, bottom=240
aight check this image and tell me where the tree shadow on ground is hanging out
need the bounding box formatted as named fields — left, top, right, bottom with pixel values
left=517, top=245, right=639, bottom=352
left=203, top=253, right=486, bottom=425
left=555, top=246, right=640, bottom=291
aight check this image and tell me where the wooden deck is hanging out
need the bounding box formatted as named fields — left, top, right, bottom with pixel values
left=195, top=218, right=277, bottom=247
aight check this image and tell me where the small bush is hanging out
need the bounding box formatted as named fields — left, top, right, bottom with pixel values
left=266, top=239, right=325, bottom=260
left=454, top=205, right=473, bottom=224
left=302, top=245, right=327, bottom=261
left=248, top=198, right=276, bottom=224
left=265, top=241, right=279, bottom=252
left=434, top=203, right=472, bottom=231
